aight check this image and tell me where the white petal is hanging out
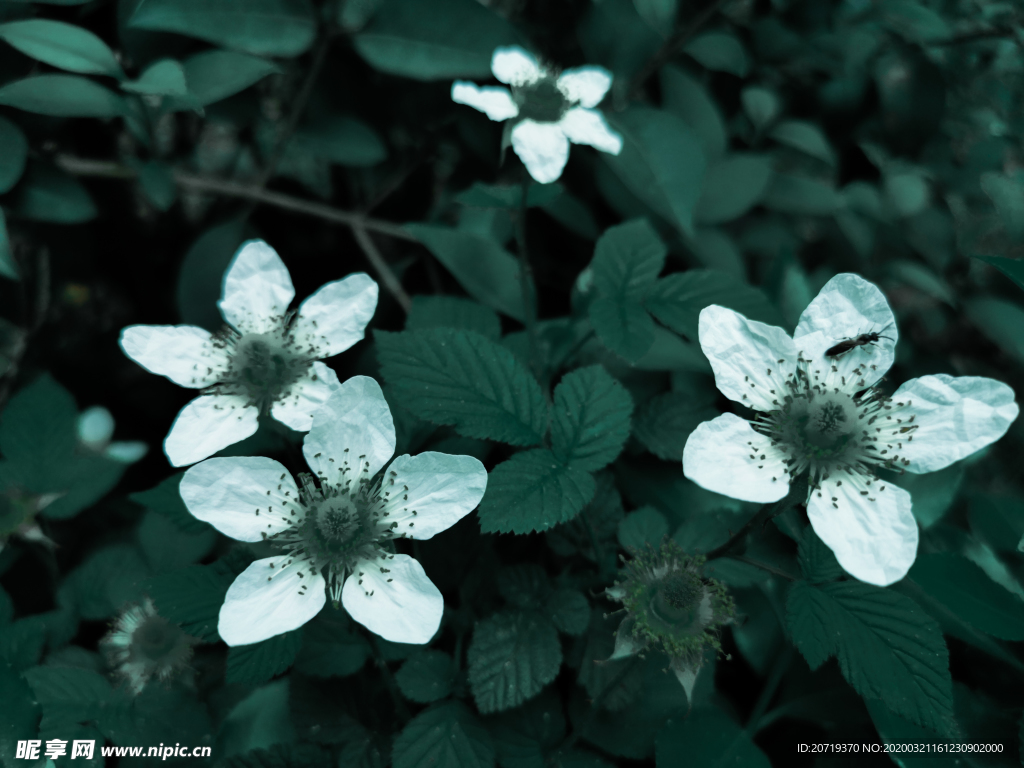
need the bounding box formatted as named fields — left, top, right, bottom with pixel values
left=793, top=273, right=897, bottom=388
left=119, top=325, right=228, bottom=388
left=451, top=82, right=519, bottom=121
left=341, top=554, right=442, bottom=644
left=218, top=555, right=326, bottom=646
left=381, top=452, right=487, bottom=539
left=491, top=46, right=543, bottom=86
left=557, top=66, right=613, bottom=108
left=180, top=456, right=299, bottom=541
left=682, top=413, right=790, bottom=503
left=290, top=273, right=378, bottom=359
left=78, top=406, right=114, bottom=448
left=270, top=362, right=342, bottom=433
left=698, top=305, right=799, bottom=412
left=105, top=441, right=148, bottom=463
left=511, top=120, right=570, bottom=184
left=218, top=240, right=295, bottom=334
left=558, top=107, right=622, bottom=154
left=807, top=472, right=917, bottom=586
left=302, top=375, right=396, bottom=482
left=163, top=395, right=259, bottom=467
left=891, top=374, right=1019, bottom=474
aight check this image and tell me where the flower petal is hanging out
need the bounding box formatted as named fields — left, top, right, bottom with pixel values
left=270, top=362, right=342, bottom=433
left=451, top=81, right=519, bottom=121
left=105, top=441, right=148, bottom=463
left=682, top=413, right=790, bottom=503
left=793, top=273, right=897, bottom=387
left=302, top=375, right=396, bottom=482
left=698, top=305, right=799, bottom=412
left=78, top=406, right=114, bottom=448
left=557, top=66, right=613, bottom=108
left=119, top=325, right=228, bottom=388
left=891, top=374, right=1019, bottom=474
left=290, top=273, right=378, bottom=359
left=558, top=107, right=622, bottom=155
left=218, top=240, right=295, bottom=334
left=381, top=451, right=487, bottom=539
left=511, top=120, right=570, bottom=185
left=342, top=554, right=442, bottom=644
left=218, top=555, right=326, bottom=646
left=491, top=46, right=543, bottom=86
left=164, top=394, right=259, bottom=467
left=180, top=456, right=299, bottom=542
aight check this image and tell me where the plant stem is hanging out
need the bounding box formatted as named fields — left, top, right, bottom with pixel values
left=704, top=476, right=807, bottom=561
left=745, top=644, right=794, bottom=734
left=351, top=224, right=413, bottom=312
left=515, top=179, right=540, bottom=373
left=732, top=555, right=798, bottom=581
left=369, top=634, right=411, bottom=724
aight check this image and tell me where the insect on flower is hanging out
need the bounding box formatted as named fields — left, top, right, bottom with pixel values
left=824, top=331, right=895, bottom=358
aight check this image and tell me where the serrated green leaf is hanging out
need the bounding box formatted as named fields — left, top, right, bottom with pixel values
left=395, top=650, right=454, bottom=703
left=137, top=510, right=216, bottom=572
left=293, top=609, right=369, bottom=678
left=797, top=527, right=843, bottom=583
left=0, top=20, right=122, bottom=76
left=545, top=589, right=590, bottom=636
left=130, top=0, right=316, bottom=58
left=646, top=269, right=784, bottom=339
left=59, top=543, right=151, bottom=620
left=468, top=611, right=561, bottom=714
left=23, top=666, right=122, bottom=733
left=786, top=580, right=956, bottom=736
left=0, top=117, right=27, bottom=194
left=588, top=297, right=655, bottom=363
left=0, top=373, right=77, bottom=462
left=406, top=296, right=501, bottom=341
left=497, top=564, right=551, bottom=607
left=618, top=506, right=669, bottom=550
left=694, top=154, right=773, bottom=225
left=655, top=708, right=769, bottom=768
left=130, top=473, right=212, bottom=535
left=0, top=74, right=124, bottom=117
left=590, top=219, right=666, bottom=300
left=633, top=392, right=717, bottom=462
left=0, top=663, right=40, bottom=762
left=392, top=701, right=494, bottom=768
left=376, top=328, right=547, bottom=446
left=226, top=630, right=303, bottom=685
left=478, top=449, right=596, bottom=534
left=550, top=366, right=632, bottom=472
left=144, top=562, right=235, bottom=642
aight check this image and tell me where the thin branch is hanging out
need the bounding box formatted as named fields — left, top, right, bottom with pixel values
left=731, top=555, right=798, bottom=582
left=515, top=179, right=539, bottom=373
left=351, top=224, right=412, bottom=313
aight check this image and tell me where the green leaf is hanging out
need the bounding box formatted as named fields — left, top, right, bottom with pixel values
left=974, top=254, right=1024, bottom=294
left=797, top=527, right=842, bottom=584
left=497, top=564, right=550, bottom=607
left=353, top=0, right=519, bottom=81
left=660, top=66, right=727, bottom=161
left=0, top=663, right=40, bottom=762
left=468, top=610, right=562, bottom=714
left=16, top=163, right=96, bottom=223
left=545, top=589, right=590, bottom=636
left=121, top=58, right=189, bottom=97
left=477, top=449, right=596, bottom=535
left=633, top=392, right=717, bottom=461
left=22, top=666, right=122, bottom=733
left=964, top=297, right=1024, bottom=364
left=694, top=154, right=773, bottom=225
left=769, top=120, right=836, bottom=165
left=740, top=86, right=779, bottom=131
left=130, top=472, right=212, bottom=534
left=550, top=366, right=633, bottom=472
left=890, top=462, right=963, bottom=528
left=588, top=298, right=655, bottom=363
left=655, top=709, right=769, bottom=768
left=396, top=650, right=455, bottom=703
left=59, top=543, right=151, bottom=620
left=138, top=510, right=216, bottom=572
left=684, top=32, right=749, bottom=77
left=762, top=173, right=841, bottom=216
left=144, top=562, right=235, bottom=642
left=0, top=210, right=15, bottom=281
left=786, top=580, right=956, bottom=736
left=0, top=20, right=122, bottom=76
left=0, top=373, right=78, bottom=461
left=404, top=224, right=531, bottom=321
left=645, top=269, right=785, bottom=339
left=456, top=182, right=563, bottom=210
left=293, top=610, right=370, bottom=678
left=130, top=0, right=316, bottom=58
left=603, top=107, right=706, bottom=237
left=618, top=506, right=669, bottom=550
left=0, top=74, right=124, bottom=117
left=406, top=295, right=501, bottom=341
left=0, top=117, right=27, bottom=194
left=176, top=218, right=248, bottom=330
left=376, top=328, right=547, bottom=446
left=292, top=116, right=387, bottom=167
left=632, top=0, right=677, bottom=35
left=392, top=701, right=494, bottom=768
left=906, top=553, right=1024, bottom=641
left=177, top=49, right=281, bottom=108
left=226, top=629, right=303, bottom=685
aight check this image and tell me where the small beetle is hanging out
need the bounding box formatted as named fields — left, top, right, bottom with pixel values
left=824, top=331, right=894, bottom=358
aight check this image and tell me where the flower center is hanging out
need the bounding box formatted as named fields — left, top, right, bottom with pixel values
left=514, top=77, right=569, bottom=122
left=211, top=326, right=313, bottom=411
left=652, top=571, right=704, bottom=625
left=133, top=615, right=186, bottom=662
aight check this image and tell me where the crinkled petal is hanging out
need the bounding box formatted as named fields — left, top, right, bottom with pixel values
left=290, top=273, right=378, bottom=359
left=682, top=413, right=790, bottom=503
left=218, top=240, right=295, bottom=334
left=342, top=554, right=442, bottom=644
left=558, top=107, right=622, bottom=154
left=164, top=394, right=259, bottom=467
left=793, top=273, right=897, bottom=388
left=451, top=81, right=519, bottom=121
left=491, top=46, right=543, bottom=86
left=511, top=120, right=570, bottom=184
left=698, top=305, right=799, bottom=412
left=891, top=374, right=1019, bottom=474
left=381, top=451, right=487, bottom=539
left=119, top=325, right=228, bottom=388
left=807, top=472, right=917, bottom=586
left=218, top=555, right=326, bottom=646
left=271, top=362, right=342, bottom=433
left=557, top=66, right=613, bottom=108
left=180, top=456, right=299, bottom=542
left=302, top=375, right=396, bottom=482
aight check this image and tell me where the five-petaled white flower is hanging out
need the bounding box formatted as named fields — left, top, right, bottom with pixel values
left=119, top=240, right=378, bottom=467
left=451, top=46, right=623, bottom=184
left=682, top=274, right=1018, bottom=586
left=179, top=376, right=488, bottom=646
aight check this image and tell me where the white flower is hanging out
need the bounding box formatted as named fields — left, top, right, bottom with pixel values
left=451, top=46, right=623, bottom=184
left=119, top=240, right=379, bottom=467
left=682, top=274, right=1019, bottom=587
left=179, top=376, right=488, bottom=646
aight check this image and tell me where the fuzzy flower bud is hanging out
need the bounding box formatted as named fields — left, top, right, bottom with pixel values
left=101, top=598, right=198, bottom=695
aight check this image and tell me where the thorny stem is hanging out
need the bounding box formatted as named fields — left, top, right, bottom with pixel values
left=704, top=476, right=808, bottom=561
left=515, top=179, right=540, bottom=373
